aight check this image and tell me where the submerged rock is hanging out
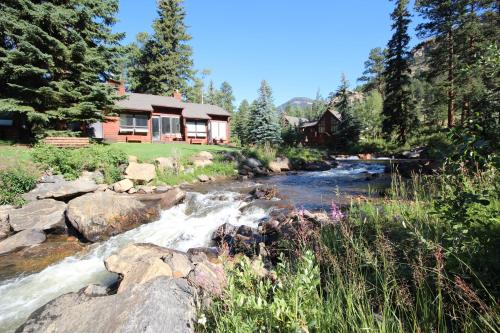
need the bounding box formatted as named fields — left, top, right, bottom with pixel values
left=0, top=229, right=46, bottom=255
left=16, top=277, right=197, bottom=333
left=66, top=192, right=160, bottom=242
left=133, top=187, right=186, bottom=210
left=9, top=199, right=67, bottom=233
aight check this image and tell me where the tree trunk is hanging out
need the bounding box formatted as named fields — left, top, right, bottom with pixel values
left=447, top=30, right=455, bottom=128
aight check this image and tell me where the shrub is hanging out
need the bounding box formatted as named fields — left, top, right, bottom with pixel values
left=31, top=144, right=127, bottom=183
left=155, top=158, right=237, bottom=186
left=0, top=167, right=38, bottom=206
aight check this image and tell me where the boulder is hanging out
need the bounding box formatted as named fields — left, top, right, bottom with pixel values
left=155, top=157, right=176, bottom=171
left=197, top=174, right=210, bottom=182
left=9, top=200, right=67, bottom=232
left=16, top=277, right=197, bottom=333
left=124, top=162, right=156, bottom=184
left=357, top=153, right=372, bottom=161
left=156, top=185, right=173, bottom=193
left=243, top=157, right=262, bottom=169
left=187, top=260, right=227, bottom=297
left=192, top=159, right=213, bottom=168
left=39, top=174, right=65, bottom=184
left=66, top=192, right=160, bottom=242
left=268, top=161, right=282, bottom=173
left=0, top=205, right=13, bottom=240
left=137, top=185, right=156, bottom=194
left=128, top=188, right=138, bottom=194
left=113, top=179, right=134, bottom=193
left=269, top=157, right=291, bottom=173
left=22, top=179, right=98, bottom=202
left=133, top=187, right=186, bottom=210
left=80, top=171, right=104, bottom=184
left=0, top=229, right=46, bottom=255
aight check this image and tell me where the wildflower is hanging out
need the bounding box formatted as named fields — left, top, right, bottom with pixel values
left=197, top=313, right=207, bottom=326
left=330, top=202, right=344, bottom=223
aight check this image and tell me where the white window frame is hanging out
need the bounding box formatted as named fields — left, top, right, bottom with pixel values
left=187, top=120, right=207, bottom=138
left=120, top=114, right=148, bottom=134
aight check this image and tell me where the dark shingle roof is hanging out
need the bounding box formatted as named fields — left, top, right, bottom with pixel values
left=116, top=93, right=231, bottom=119
left=284, top=115, right=308, bottom=126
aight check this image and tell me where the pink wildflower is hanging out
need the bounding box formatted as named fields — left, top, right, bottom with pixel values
left=330, top=202, right=344, bottom=223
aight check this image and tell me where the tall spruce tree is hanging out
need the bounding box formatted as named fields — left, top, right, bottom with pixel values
left=331, top=74, right=361, bottom=148
left=218, top=82, right=235, bottom=113
left=248, top=81, right=282, bottom=145
left=0, top=0, right=124, bottom=136
left=358, top=47, right=386, bottom=97
left=128, top=0, right=194, bottom=96
left=205, top=81, right=220, bottom=106
left=383, top=0, right=416, bottom=143
left=234, top=99, right=250, bottom=144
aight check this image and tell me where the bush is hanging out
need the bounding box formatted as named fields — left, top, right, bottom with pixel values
left=0, top=167, right=38, bottom=206
left=31, top=144, right=127, bottom=183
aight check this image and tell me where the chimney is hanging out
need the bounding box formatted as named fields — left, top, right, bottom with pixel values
left=107, top=79, right=126, bottom=96
left=173, top=90, right=182, bottom=102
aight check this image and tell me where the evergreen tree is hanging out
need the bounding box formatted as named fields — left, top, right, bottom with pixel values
left=353, top=90, right=383, bottom=139
left=0, top=0, right=124, bottom=136
left=218, top=82, right=235, bottom=113
left=205, top=81, right=220, bottom=106
left=185, top=76, right=204, bottom=103
left=311, top=90, right=327, bottom=120
left=128, top=0, right=194, bottom=96
left=331, top=74, right=361, bottom=148
left=248, top=81, right=282, bottom=145
left=358, top=47, right=386, bottom=97
left=383, top=0, right=417, bottom=143
left=234, top=100, right=250, bottom=144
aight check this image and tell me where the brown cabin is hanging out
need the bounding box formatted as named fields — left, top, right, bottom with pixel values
left=300, top=109, right=341, bottom=146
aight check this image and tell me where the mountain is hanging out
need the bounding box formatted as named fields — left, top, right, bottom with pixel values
left=277, top=97, right=314, bottom=113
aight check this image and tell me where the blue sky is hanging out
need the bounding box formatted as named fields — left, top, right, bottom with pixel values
left=114, top=0, right=422, bottom=106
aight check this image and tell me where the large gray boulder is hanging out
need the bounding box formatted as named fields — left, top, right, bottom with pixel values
left=133, top=187, right=186, bottom=210
left=0, top=205, right=13, bottom=240
left=9, top=200, right=67, bottom=232
left=16, top=277, right=197, bottom=333
left=22, top=179, right=98, bottom=202
left=268, top=157, right=291, bottom=173
left=66, top=192, right=160, bottom=242
left=125, top=162, right=156, bottom=184
left=112, top=179, right=134, bottom=193
left=0, top=229, right=46, bottom=255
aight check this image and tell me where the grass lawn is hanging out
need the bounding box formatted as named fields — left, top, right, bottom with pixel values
left=110, top=142, right=237, bottom=162
left=0, top=141, right=31, bottom=165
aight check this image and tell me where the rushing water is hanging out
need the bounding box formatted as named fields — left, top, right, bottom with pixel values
left=0, top=162, right=388, bottom=332
left=0, top=191, right=267, bottom=333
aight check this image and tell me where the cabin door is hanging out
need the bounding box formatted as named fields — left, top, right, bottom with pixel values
left=152, top=116, right=161, bottom=141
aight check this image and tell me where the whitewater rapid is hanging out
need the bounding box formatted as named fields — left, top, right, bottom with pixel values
left=0, top=190, right=267, bottom=333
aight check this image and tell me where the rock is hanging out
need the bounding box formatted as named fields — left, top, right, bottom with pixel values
left=127, top=155, right=138, bottom=163
left=133, top=187, right=186, bottom=210
left=155, top=157, right=176, bottom=171
left=187, top=260, right=226, bottom=297
left=17, top=277, right=197, bottom=333
left=193, top=159, right=213, bottom=168
left=155, top=185, right=172, bottom=193
left=39, top=174, right=65, bottom=184
left=0, top=205, right=13, bottom=240
left=23, top=179, right=98, bottom=202
left=113, top=179, right=134, bottom=193
left=9, top=199, right=67, bottom=232
left=95, top=184, right=108, bottom=192
left=357, top=153, right=372, bottom=161
left=66, top=192, right=160, bottom=242
left=195, top=151, right=214, bottom=160
left=187, top=247, right=221, bottom=264
left=105, top=243, right=175, bottom=293
left=128, top=188, right=138, bottom=194
left=197, top=174, right=209, bottom=182
left=243, top=157, right=262, bottom=169
left=137, top=185, right=156, bottom=194
left=125, top=162, right=156, bottom=184
left=269, top=157, right=291, bottom=173
left=83, top=284, right=108, bottom=297
left=303, top=160, right=332, bottom=171
left=0, top=229, right=46, bottom=255
left=80, top=171, right=104, bottom=184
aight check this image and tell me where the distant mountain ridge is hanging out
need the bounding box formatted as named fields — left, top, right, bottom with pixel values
left=277, top=97, right=314, bottom=112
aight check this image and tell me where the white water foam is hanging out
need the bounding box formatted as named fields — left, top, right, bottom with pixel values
left=0, top=191, right=267, bottom=333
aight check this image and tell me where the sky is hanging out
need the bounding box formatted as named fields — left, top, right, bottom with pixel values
left=114, top=0, right=422, bottom=106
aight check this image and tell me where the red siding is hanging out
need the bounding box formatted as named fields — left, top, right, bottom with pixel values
left=103, top=115, right=152, bottom=143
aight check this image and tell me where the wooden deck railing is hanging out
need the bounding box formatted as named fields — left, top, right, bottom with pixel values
left=43, top=137, right=90, bottom=148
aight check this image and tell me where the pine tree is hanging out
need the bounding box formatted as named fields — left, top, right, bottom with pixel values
left=383, top=0, right=417, bottom=143
left=234, top=100, right=250, bottom=144
left=311, top=90, right=327, bottom=120
left=248, top=81, right=282, bottom=145
left=0, top=0, right=124, bottom=136
left=218, top=82, right=235, bottom=113
left=358, top=47, right=386, bottom=97
left=331, top=74, right=361, bottom=148
left=128, top=0, right=194, bottom=96
left=205, top=81, right=220, bottom=106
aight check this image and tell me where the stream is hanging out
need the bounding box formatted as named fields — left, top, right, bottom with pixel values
left=0, top=162, right=387, bottom=333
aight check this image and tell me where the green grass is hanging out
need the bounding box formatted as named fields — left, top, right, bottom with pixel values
left=0, top=143, right=31, bottom=165
left=110, top=143, right=236, bottom=163
left=155, top=159, right=237, bottom=186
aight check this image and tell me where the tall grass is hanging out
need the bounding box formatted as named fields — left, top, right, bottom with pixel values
left=200, top=168, right=499, bottom=332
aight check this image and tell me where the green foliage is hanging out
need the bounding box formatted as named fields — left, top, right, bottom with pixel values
left=280, top=125, right=304, bottom=147
left=0, top=166, right=38, bottom=206
left=155, top=159, right=236, bottom=186
left=358, top=47, right=386, bottom=96
left=233, top=100, right=251, bottom=145
left=248, top=81, right=282, bottom=146
left=242, top=145, right=277, bottom=167
left=0, top=0, right=125, bottom=134
left=128, top=0, right=194, bottom=96
left=353, top=90, right=383, bottom=139
left=31, top=144, right=127, bottom=183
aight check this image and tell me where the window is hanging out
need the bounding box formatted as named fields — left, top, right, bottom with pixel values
left=0, top=112, right=14, bottom=126
left=120, top=114, right=148, bottom=133
left=161, top=116, right=181, bottom=135
left=330, top=119, right=339, bottom=133
left=187, top=120, right=207, bottom=138
left=211, top=121, right=227, bottom=140
left=318, top=118, right=326, bottom=133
